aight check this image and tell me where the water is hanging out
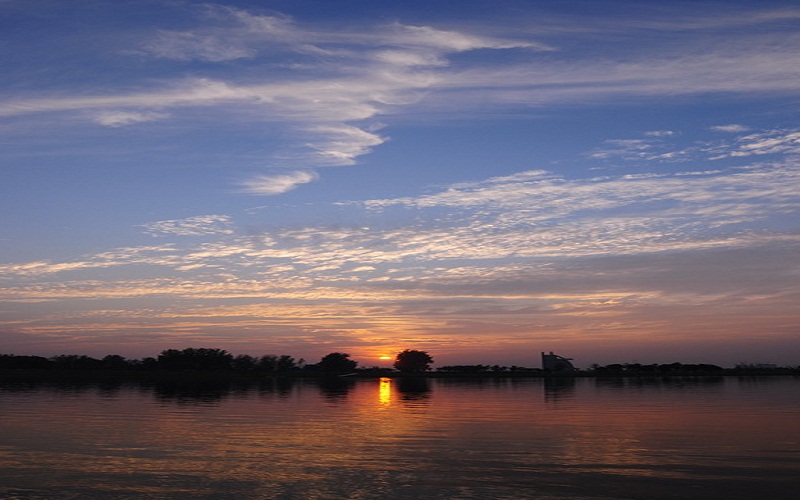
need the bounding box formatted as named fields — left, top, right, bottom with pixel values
left=1, top=376, right=798, bottom=499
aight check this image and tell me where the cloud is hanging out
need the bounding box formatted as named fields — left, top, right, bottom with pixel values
left=644, top=130, right=676, bottom=137
left=354, top=159, right=800, bottom=262
left=143, top=30, right=257, bottom=61
left=588, top=128, right=800, bottom=164
left=140, top=6, right=300, bottom=61
left=730, top=130, right=800, bottom=157
left=93, top=110, right=169, bottom=127
left=384, top=23, right=543, bottom=52
left=2, top=5, right=799, bottom=200
left=0, top=246, right=178, bottom=277
left=436, top=32, right=800, bottom=108
left=301, top=125, right=386, bottom=166
left=589, top=139, right=658, bottom=160
left=711, top=124, right=750, bottom=133
left=0, top=10, right=545, bottom=194
left=3, top=9, right=799, bottom=121
left=707, top=129, right=800, bottom=159
left=3, top=143, right=799, bottom=362
left=3, top=138, right=798, bottom=281
left=140, top=215, right=235, bottom=237
left=238, top=170, right=318, bottom=195
left=0, top=78, right=245, bottom=117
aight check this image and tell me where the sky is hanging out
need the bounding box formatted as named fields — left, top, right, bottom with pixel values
left=1, top=0, right=799, bottom=368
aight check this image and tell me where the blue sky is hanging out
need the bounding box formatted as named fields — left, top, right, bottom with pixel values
left=1, top=0, right=799, bottom=367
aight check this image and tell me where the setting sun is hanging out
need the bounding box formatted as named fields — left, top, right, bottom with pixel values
left=378, top=356, right=393, bottom=360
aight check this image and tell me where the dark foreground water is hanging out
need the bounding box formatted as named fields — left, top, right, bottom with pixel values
left=0, top=376, right=798, bottom=499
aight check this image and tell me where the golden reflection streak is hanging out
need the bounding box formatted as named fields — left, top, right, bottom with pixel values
left=378, top=377, right=392, bottom=407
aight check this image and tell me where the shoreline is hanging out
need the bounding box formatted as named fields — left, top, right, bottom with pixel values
left=1, top=367, right=797, bottom=382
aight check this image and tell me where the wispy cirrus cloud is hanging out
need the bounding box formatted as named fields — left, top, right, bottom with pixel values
left=2, top=6, right=536, bottom=193
left=588, top=138, right=685, bottom=162
left=143, top=29, right=256, bottom=62
left=2, top=124, right=799, bottom=362
left=643, top=130, right=677, bottom=137
left=3, top=4, right=798, bottom=197
left=587, top=128, right=800, bottom=164
left=140, top=215, right=235, bottom=237
left=138, top=5, right=296, bottom=61
left=0, top=246, right=178, bottom=278
left=722, top=129, right=800, bottom=158
left=710, top=124, right=750, bottom=133
left=237, top=171, right=318, bottom=195
left=93, top=110, right=170, bottom=127
left=4, top=136, right=799, bottom=282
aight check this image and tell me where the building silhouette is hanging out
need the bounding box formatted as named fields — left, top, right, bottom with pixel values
left=541, top=351, right=575, bottom=373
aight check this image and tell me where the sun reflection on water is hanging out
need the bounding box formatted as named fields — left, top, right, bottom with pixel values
left=378, top=377, right=392, bottom=407
left=2, top=377, right=798, bottom=499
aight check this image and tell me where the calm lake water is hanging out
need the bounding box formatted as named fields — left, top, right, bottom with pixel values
left=0, top=376, right=798, bottom=499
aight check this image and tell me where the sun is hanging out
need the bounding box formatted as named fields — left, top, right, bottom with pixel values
left=378, top=355, right=392, bottom=360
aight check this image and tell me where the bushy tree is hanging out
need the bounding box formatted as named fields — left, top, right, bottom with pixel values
left=317, top=352, right=358, bottom=373
left=394, top=349, right=433, bottom=373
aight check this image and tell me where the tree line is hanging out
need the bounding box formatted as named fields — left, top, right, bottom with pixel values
left=1, top=349, right=794, bottom=376
left=0, top=348, right=435, bottom=374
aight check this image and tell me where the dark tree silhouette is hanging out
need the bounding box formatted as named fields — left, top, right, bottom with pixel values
left=0, top=354, right=52, bottom=369
left=437, top=364, right=490, bottom=374
left=232, top=354, right=258, bottom=372
left=394, top=349, right=433, bottom=373
left=157, top=348, right=233, bottom=371
left=254, top=354, right=297, bottom=372
left=102, top=354, right=129, bottom=370
left=50, top=354, right=102, bottom=370
left=276, top=355, right=297, bottom=372
left=317, top=352, right=358, bottom=372
left=258, top=354, right=279, bottom=372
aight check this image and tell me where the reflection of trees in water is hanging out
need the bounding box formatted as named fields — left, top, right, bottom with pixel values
left=593, top=376, right=725, bottom=392
left=148, top=378, right=301, bottom=405
left=0, top=376, right=304, bottom=404
left=258, top=377, right=296, bottom=398
left=149, top=379, right=234, bottom=405
left=0, top=378, right=130, bottom=396
left=397, top=377, right=431, bottom=403
left=315, top=377, right=355, bottom=402
left=544, top=377, right=576, bottom=402
left=436, top=378, right=515, bottom=389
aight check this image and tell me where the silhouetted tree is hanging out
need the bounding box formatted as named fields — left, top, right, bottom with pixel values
left=157, top=348, right=233, bottom=371
left=437, top=364, right=489, bottom=374
left=258, top=354, right=279, bottom=372
left=136, top=357, right=159, bottom=370
left=0, top=354, right=52, bottom=369
left=317, top=352, right=358, bottom=373
left=102, top=354, right=129, bottom=370
left=50, top=355, right=103, bottom=370
left=232, top=354, right=258, bottom=372
left=276, top=355, right=297, bottom=372
left=394, top=349, right=433, bottom=373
